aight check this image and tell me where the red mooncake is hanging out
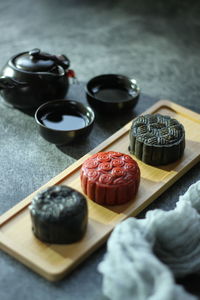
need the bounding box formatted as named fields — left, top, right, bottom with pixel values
left=80, top=151, right=140, bottom=205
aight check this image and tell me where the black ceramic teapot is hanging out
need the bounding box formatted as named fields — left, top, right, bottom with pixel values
left=0, top=48, right=71, bottom=110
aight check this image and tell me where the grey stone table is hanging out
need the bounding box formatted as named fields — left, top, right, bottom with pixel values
left=0, top=0, right=200, bottom=299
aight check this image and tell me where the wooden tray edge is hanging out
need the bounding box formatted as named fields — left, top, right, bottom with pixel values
left=0, top=99, right=199, bottom=226
left=0, top=99, right=200, bottom=281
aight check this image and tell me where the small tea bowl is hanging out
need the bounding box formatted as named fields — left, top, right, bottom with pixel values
left=35, top=99, right=95, bottom=145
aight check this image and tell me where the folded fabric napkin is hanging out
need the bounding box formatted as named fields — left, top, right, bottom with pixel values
left=98, top=181, right=200, bottom=300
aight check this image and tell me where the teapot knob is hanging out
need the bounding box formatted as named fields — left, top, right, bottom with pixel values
left=28, top=48, right=70, bottom=70
left=29, top=48, right=41, bottom=57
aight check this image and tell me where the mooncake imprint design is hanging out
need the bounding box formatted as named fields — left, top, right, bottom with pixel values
left=29, top=185, right=88, bottom=244
left=129, top=114, right=185, bottom=165
left=98, top=181, right=200, bottom=300
left=81, top=151, right=140, bottom=205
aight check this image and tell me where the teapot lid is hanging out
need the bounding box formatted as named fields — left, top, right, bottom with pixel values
left=13, top=48, right=70, bottom=73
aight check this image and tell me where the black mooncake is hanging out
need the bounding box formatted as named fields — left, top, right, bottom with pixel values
left=129, top=114, right=185, bottom=165
left=29, top=185, right=88, bottom=244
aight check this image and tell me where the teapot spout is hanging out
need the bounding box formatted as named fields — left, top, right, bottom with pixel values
left=0, top=76, right=27, bottom=90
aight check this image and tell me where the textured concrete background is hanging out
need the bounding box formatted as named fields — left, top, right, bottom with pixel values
left=0, top=0, right=200, bottom=299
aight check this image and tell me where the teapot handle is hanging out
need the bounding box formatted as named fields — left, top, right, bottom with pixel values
left=0, top=76, right=27, bottom=90
left=29, top=48, right=70, bottom=70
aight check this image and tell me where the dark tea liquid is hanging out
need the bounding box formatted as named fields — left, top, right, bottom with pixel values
left=94, top=88, right=133, bottom=102
left=41, top=112, right=86, bottom=131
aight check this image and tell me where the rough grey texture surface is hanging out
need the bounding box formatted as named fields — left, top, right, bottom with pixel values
left=0, top=0, right=200, bottom=299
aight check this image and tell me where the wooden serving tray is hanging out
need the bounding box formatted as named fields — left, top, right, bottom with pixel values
left=0, top=100, right=200, bottom=281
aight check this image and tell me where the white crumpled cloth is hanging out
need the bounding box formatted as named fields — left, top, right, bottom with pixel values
left=98, top=181, right=200, bottom=300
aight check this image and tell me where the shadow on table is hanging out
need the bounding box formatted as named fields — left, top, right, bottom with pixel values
left=57, top=108, right=137, bottom=159
left=177, top=273, right=200, bottom=295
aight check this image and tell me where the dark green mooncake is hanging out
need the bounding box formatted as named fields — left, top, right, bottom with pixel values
left=129, top=114, right=185, bottom=165
left=29, top=185, right=88, bottom=244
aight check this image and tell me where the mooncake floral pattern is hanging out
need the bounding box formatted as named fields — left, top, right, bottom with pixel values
left=81, top=151, right=140, bottom=205
left=129, top=114, right=185, bottom=165
left=81, top=151, right=140, bottom=186
left=131, top=114, right=184, bottom=145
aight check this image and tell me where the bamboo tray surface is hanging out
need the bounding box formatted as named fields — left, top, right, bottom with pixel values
left=0, top=100, right=200, bottom=281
